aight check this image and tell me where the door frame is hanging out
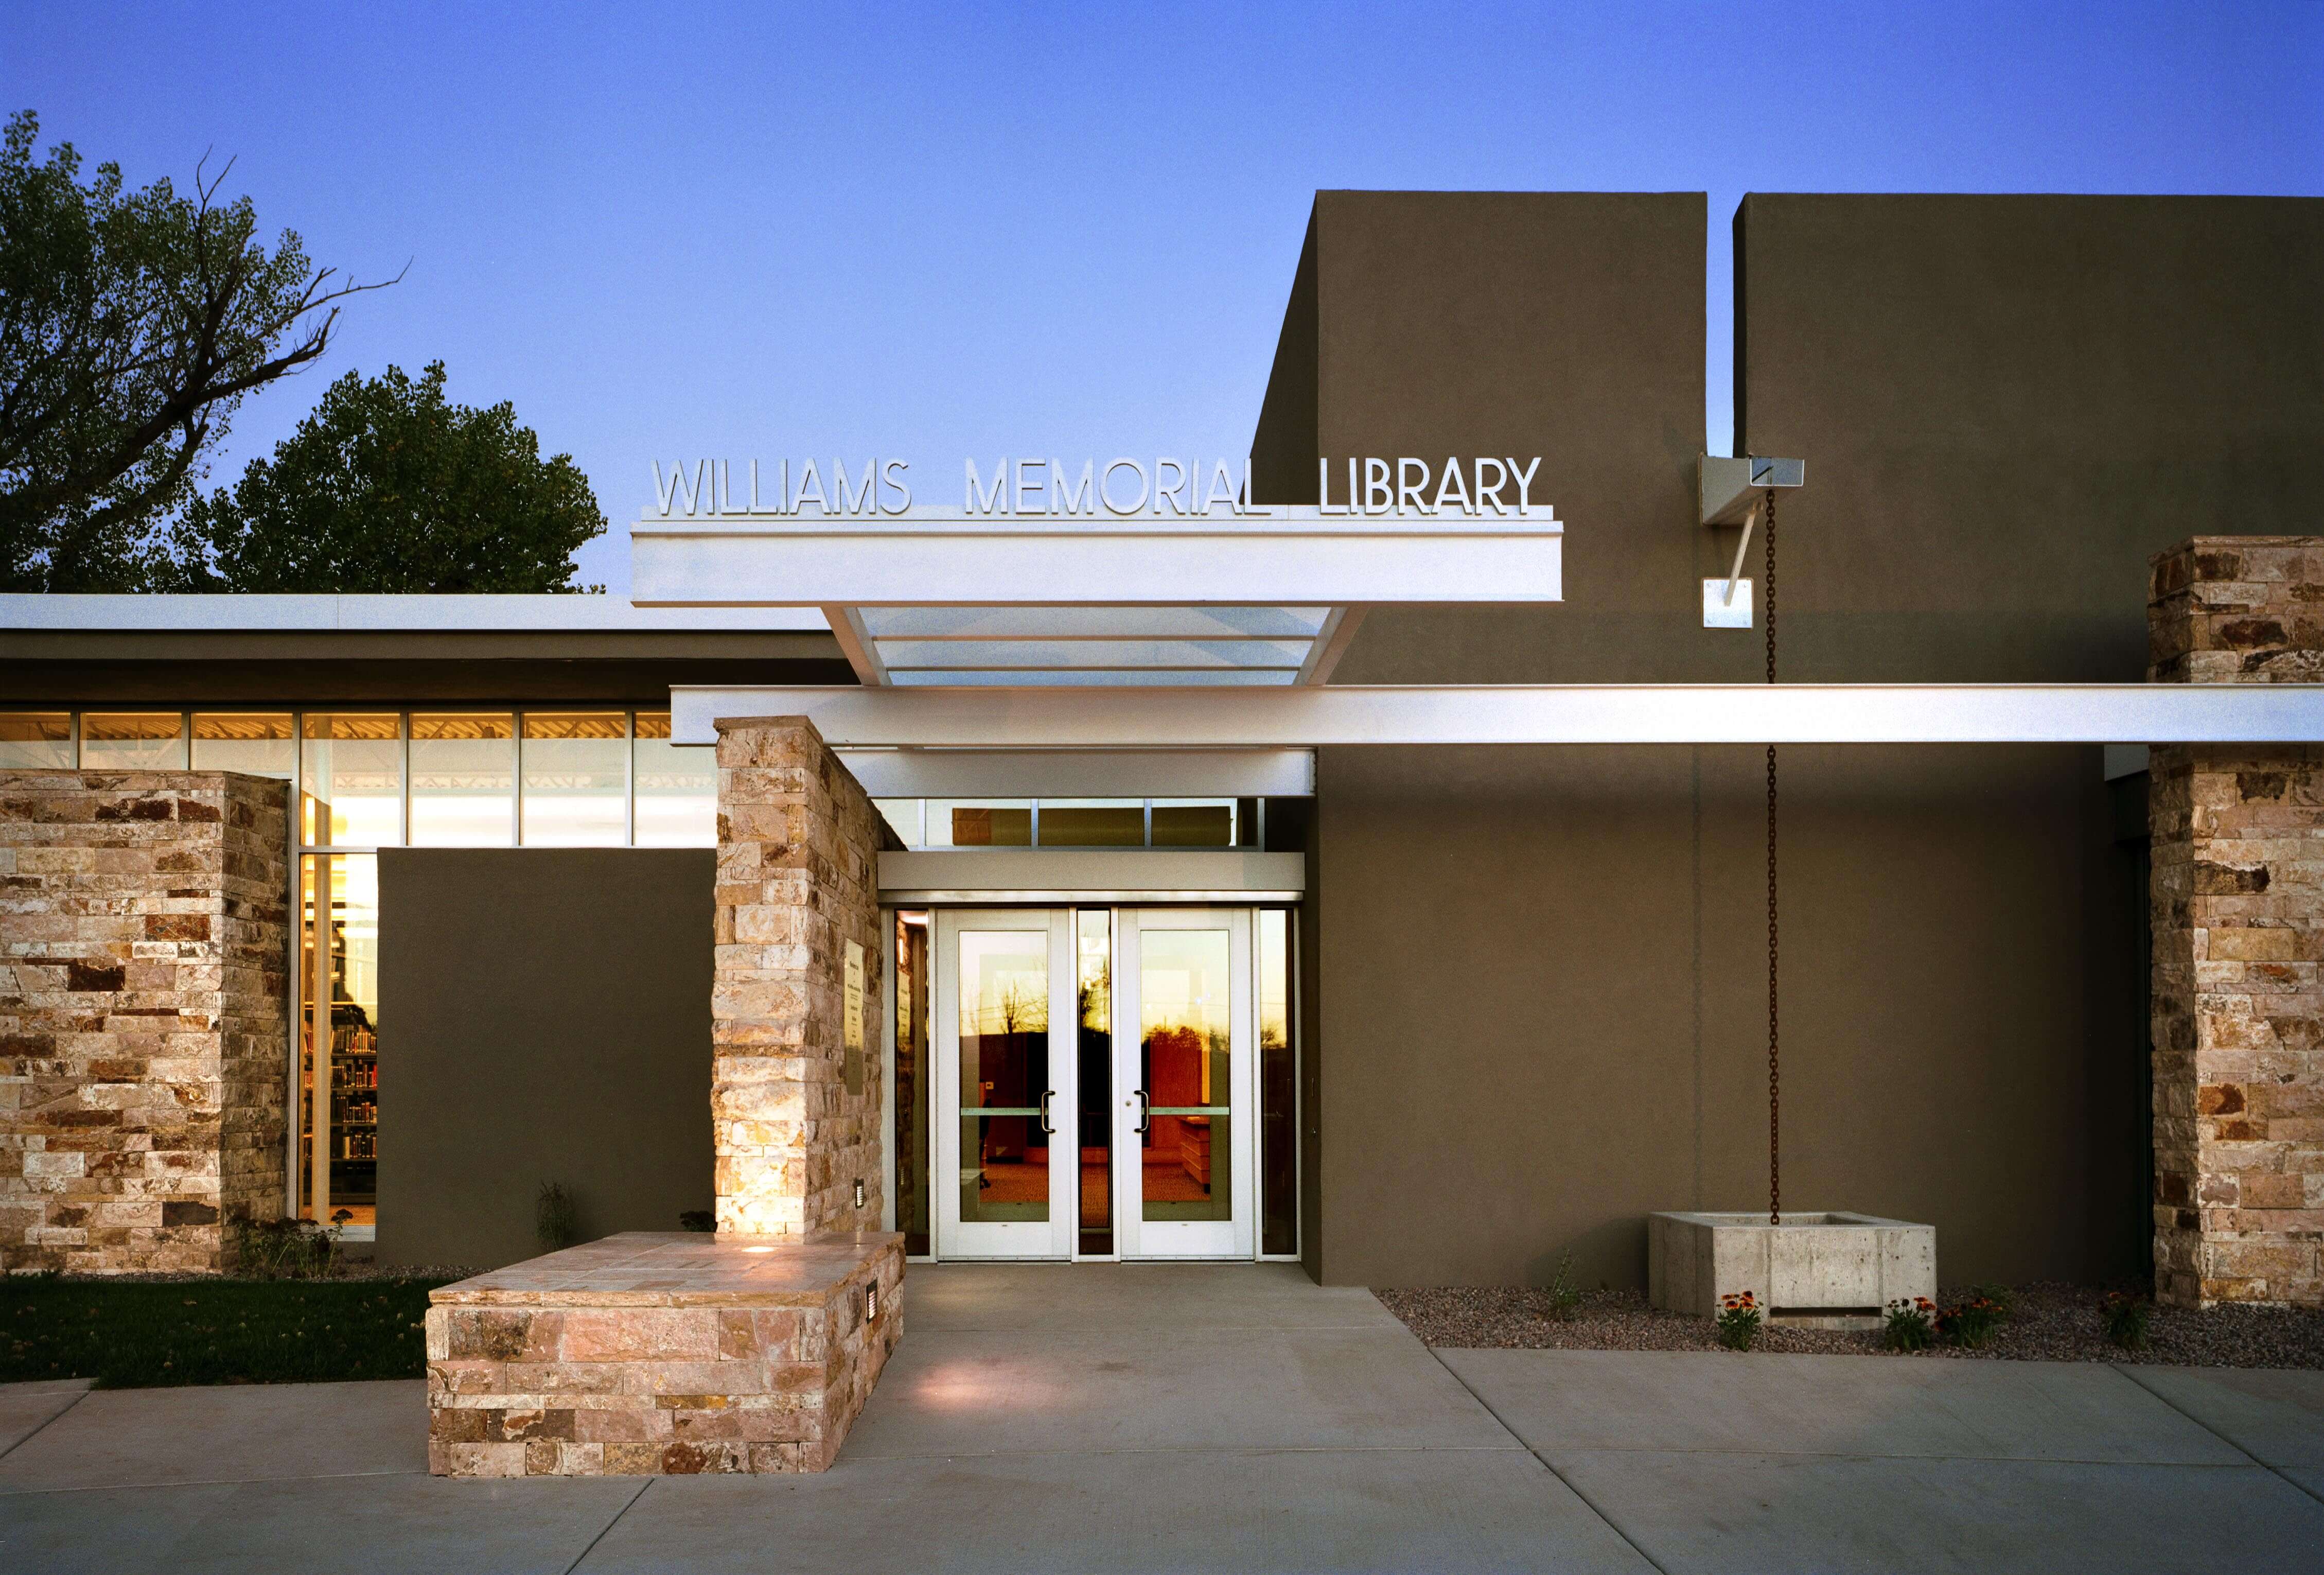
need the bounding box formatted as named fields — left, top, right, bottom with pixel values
left=1113, top=906, right=1258, bottom=1261
left=932, top=907, right=1077, bottom=1259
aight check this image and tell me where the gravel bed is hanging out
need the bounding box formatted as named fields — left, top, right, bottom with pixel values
left=1377, top=1282, right=2324, bottom=1368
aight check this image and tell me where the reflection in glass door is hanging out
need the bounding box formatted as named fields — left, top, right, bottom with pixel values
left=934, top=910, right=1076, bottom=1257
left=1114, top=908, right=1256, bottom=1259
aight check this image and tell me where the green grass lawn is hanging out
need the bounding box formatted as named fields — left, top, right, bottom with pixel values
left=0, top=1276, right=455, bottom=1388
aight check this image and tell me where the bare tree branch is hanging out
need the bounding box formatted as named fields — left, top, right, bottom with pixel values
left=0, top=110, right=401, bottom=587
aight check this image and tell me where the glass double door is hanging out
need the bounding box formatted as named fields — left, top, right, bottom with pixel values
left=934, top=907, right=1256, bottom=1260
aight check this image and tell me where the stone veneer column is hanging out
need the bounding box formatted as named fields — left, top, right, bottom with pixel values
left=2147, top=538, right=2324, bottom=1307
left=1, top=771, right=289, bottom=1273
left=711, top=717, right=885, bottom=1236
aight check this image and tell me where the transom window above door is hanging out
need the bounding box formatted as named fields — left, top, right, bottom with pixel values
left=872, top=796, right=1254, bottom=850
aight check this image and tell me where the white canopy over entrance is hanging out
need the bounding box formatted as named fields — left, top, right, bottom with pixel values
left=623, top=501, right=2323, bottom=750
left=629, top=505, right=1563, bottom=687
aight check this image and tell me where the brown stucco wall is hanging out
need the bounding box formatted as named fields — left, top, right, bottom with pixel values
left=1255, top=190, right=2323, bottom=1288
left=1312, top=744, right=2139, bottom=1290
left=1254, top=190, right=1728, bottom=686
left=1, top=771, right=288, bottom=1273
left=1734, top=194, right=2324, bottom=684
left=374, top=849, right=714, bottom=1270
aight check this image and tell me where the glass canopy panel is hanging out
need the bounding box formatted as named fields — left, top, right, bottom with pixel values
left=875, top=639, right=1310, bottom=672
left=860, top=606, right=1331, bottom=640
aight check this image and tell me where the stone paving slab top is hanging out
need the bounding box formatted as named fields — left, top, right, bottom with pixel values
left=429, top=1231, right=903, bottom=1308
left=2121, top=1366, right=2324, bottom=1468
left=1551, top=1449, right=2324, bottom=1575
left=1440, top=1349, right=2252, bottom=1465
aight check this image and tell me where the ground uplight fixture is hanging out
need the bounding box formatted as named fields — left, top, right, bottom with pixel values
left=1699, top=454, right=1805, bottom=628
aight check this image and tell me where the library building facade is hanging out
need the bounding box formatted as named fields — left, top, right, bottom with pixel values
left=6, top=189, right=2324, bottom=1326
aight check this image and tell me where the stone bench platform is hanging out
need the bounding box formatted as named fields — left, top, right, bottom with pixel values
left=426, top=1230, right=903, bottom=1477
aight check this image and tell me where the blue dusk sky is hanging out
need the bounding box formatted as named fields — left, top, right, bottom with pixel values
left=9, top=2, right=2321, bottom=591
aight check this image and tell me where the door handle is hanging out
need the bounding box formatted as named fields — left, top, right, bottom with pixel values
left=1040, top=1090, right=1055, bottom=1134
left=1133, top=1090, right=1149, bottom=1134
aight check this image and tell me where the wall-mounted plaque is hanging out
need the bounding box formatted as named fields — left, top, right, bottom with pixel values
left=843, top=938, right=866, bottom=1094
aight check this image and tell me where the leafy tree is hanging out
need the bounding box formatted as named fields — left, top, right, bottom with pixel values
left=0, top=110, right=390, bottom=589
left=172, top=361, right=604, bottom=592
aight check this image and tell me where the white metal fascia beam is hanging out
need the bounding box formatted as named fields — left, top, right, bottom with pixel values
left=631, top=515, right=1560, bottom=606
left=1295, top=607, right=1368, bottom=686
left=0, top=593, right=830, bottom=634
left=671, top=683, right=2324, bottom=748
left=820, top=605, right=889, bottom=685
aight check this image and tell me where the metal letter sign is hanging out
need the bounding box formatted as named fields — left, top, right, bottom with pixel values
left=647, top=456, right=1549, bottom=518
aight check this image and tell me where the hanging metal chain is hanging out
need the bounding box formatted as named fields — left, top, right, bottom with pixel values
left=1764, top=488, right=1780, bottom=1226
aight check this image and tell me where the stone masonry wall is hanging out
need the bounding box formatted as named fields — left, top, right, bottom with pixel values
left=2149, top=538, right=2324, bottom=1307
left=711, top=719, right=885, bottom=1237
left=1, top=771, right=290, bottom=1273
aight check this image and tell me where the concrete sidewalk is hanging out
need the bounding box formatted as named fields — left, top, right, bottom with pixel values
left=1, top=1265, right=2320, bottom=1573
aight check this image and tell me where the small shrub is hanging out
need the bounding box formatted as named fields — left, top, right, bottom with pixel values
left=1937, top=1293, right=2004, bottom=1350
left=1969, top=1283, right=2017, bottom=1322
left=1716, top=1290, right=1762, bottom=1351
left=2102, top=1290, right=2152, bottom=1351
left=1882, top=1296, right=1937, bottom=1352
left=536, top=1181, right=580, bottom=1252
left=678, top=1210, right=715, bottom=1234
left=1541, top=1251, right=1583, bottom=1321
left=232, top=1217, right=336, bottom=1281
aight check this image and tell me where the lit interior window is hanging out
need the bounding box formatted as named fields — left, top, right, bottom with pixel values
left=928, top=799, right=1032, bottom=847
left=409, top=714, right=514, bottom=846
left=633, top=712, right=715, bottom=847
left=302, top=714, right=402, bottom=847
left=1036, top=799, right=1145, bottom=846
left=521, top=712, right=627, bottom=846
left=0, top=713, right=73, bottom=768
left=1151, top=798, right=1236, bottom=847
left=80, top=712, right=187, bottom=769
left=192, top=713, right=295, bottom=778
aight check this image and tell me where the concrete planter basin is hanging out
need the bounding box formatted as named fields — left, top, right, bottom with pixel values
left=1648, top=1211, right=1935, bottom=1328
